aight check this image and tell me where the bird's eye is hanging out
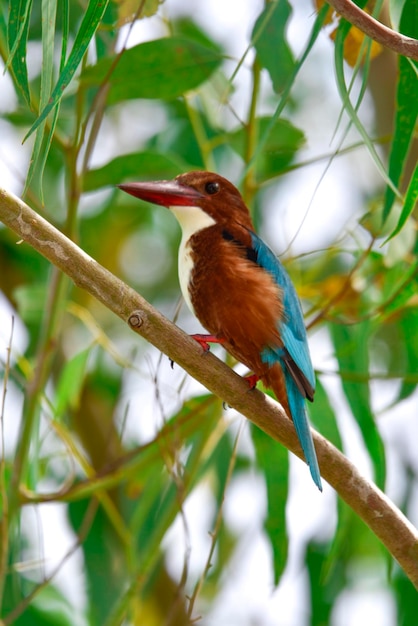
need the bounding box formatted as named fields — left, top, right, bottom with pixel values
left=205, top=181, right=220, bottom=195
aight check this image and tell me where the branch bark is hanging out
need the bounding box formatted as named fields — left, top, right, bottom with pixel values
left=1, top=187, right=418, bottom=588
left=327, top=0, right=418, bottom=60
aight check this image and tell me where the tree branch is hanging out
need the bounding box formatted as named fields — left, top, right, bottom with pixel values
left=327, top=0, right=418, bottom=60
left=1, top=187, right=418, bottom=588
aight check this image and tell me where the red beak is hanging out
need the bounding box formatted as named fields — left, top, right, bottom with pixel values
left=117, top=179, right=204, bottom=207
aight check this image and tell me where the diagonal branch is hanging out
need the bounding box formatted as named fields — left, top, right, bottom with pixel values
left=1, top=187, right=418, bottom=588
left=327, top=0, right=418, bottom=60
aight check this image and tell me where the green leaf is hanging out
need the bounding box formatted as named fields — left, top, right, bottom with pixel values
left=31, top=0, right=70, bottom=195
left=398, top=309, right=418, bottom=401
left=330, top=322, right=386, bottom=489
left=382, top=54, right=418, bottom=222
left=28, top=584, right=75, bottom=626
left=394, top=550, right=418, bottom=623
left=84, top=150, right=186, bottom=192
left=25, top=0, right=58, bottom=195
left=117, top=0, right=162, bottom=23
left=384, top=221, right=415, bottom=269
left=80, top=37, right=223, bottom=103
left=25, top=0, right=110, bottom=140
left=306, top=540, right=345, bottom=625
left=252, top=0, right=295, bottom=93
left=252, top=424, right=288, bottom=585
left=7, top=0, right=32, bottom=105
left=309, top=378, right=342, bottom=451
left=229, top=117, right=305, bottom=182
left=382, top=0, right=418, bottom=223
left=380, top=259, right=417, bottom=316
left=1, top=578, right=76, bottom=626
left=333, top=23, right=400, bottom=198
left=242, top=3, right=329, bottom=183
left=54, top=348, right=91, bottom=419
left=389, top=0, right=408, bottom=29
left=69, top=498, right=126, bottom=626
left=14, top=283, right=47, bottom=326
left=0, top=7, right=8, bottom=61
left=129, top=395, right=222, bottom=569
left=172, top=16, right=223, bottom=53
left=384, top=162, right=418, bottom=242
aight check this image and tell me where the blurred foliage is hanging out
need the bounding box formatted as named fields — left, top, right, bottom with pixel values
left=0, top=0, right=417, bottom=624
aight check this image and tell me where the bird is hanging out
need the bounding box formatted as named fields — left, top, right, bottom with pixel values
left=118, top=171, right=322, bottom=491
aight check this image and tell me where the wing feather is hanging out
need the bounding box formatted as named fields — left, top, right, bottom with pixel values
left=248, top=230, right=315, bottom=395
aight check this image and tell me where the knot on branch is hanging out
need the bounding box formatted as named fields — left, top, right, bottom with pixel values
left=128, top=311, right=144, bottom=329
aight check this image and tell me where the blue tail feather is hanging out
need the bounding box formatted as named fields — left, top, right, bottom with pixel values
left=284, top=370, right=322, bottom=491
left=251, top=231, right=322, bottom=490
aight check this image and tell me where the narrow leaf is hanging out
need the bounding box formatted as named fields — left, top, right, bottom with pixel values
left=68, top=498, right=127, bottom=626
left=0, top=7, right=8, bottom=57
left=309, top=378, right=342, bottom=451
left=306, top=540, right=344, bottom=625
left=382, top=57, right=418, bottom=222
left=382, top=0, right=418, bottom=222
left=384, top=163, right=418, bottom=243
left=131, top=396, right=222, bottom=574
left=334, top=24, right=401, bottom=198
left=229, top=117, right=304, bottom=181
left=25, top=0, right=110, bottom=140
left=29, top=584, right=75, bottom=626
left=80, top=37, right=223, bottom=103
left=242, top=3, right=329, bottom=183
left=398, top=310, right=418, bottom=401
left=54, top=348, right=91, bottom=418
left=252, top=424, right=288, bottom=586
left=6, top=0, right=32, bottom=105
left=389, top=0, right=408, bottom=29
left=34, top=0, right=70, bottom=193
left=330, top=322, right=386, bottom=489
left=25, top=0, right=58, bottom=195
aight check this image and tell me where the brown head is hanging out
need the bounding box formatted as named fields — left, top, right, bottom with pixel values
left=118, top=171, right=254, bottom=232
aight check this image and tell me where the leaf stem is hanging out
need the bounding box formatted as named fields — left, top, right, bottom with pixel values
left=0, top=318, right=14, bottom=612
left=184, top=95, right=216, bottom=171
left=242, top=58, right=261, bottom=207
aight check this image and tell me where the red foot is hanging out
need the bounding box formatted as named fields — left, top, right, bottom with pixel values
left=191, top=334, right=226, bottom=353
left=245, top=374, right=260, bottom=390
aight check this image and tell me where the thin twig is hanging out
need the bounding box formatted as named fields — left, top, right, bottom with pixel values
left=2, top=498, right=100, bottom=626
left=0, top=318, right=14, bottom=613
left=187, top=421, right=244, bottom=619
left=307, top=237, right=375, bottom=329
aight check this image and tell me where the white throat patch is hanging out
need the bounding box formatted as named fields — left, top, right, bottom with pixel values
left=170, top=205, right=216, bottom=314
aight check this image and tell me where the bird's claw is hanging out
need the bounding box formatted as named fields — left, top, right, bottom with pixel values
left=245, top=374, right=259, bottom=390
left=192, top=335, right=211, bottom=352
left=191, top=334, right=226, bottom=353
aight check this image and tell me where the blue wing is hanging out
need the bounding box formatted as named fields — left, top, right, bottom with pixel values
left=249, top=231, right=315, bottom=391
left=249, top=231, right=322, bottom=491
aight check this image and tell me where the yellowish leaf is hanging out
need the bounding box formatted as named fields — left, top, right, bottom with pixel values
left=116, top=0, right=163, bottom=26
left=314, top=0, right=382, bottom=66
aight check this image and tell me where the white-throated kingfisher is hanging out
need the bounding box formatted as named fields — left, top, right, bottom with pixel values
left=118, top=171, right=322, bottom=491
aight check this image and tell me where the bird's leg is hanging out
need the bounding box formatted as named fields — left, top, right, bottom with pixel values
left=191, top=334, right=226, bottom=353
left=169, top=334, right=226, bottom=368
left=192, top=335, right=260, bottom=391
left=244, top=373, right=260, bottom=390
